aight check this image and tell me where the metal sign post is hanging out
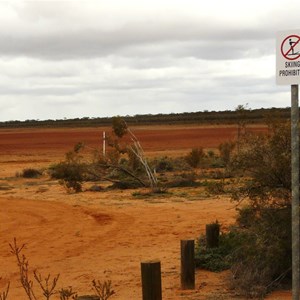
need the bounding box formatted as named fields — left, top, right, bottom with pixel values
left=291, top=84, right=299, bottom=300
left=277, top=30, right=300, bottom=300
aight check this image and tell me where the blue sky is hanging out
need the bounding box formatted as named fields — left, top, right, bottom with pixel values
left=0, top=0, right=298, bottom=121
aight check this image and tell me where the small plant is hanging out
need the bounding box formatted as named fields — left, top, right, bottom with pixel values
left=132, top=188, right=169, bottom=199
left=0, top=279, right=9, bottom=300
left=165, top=172, right=200, bottom=188
left=204, top=180, right=225, bottom=195
left=152, top=156, right=174, bottom=172
left=21, top=168, right=42, bottom=178
left=34, top=271, right=60, bottom=300
left=58, top=287, right=78, bottom=300
left=218, top=141, right=235, bottom=168
left=10, top=238, right=37, bottom=300
left=92, top=279, right=115, bottom=300
left=9, top=238, right=60, bottom=300
left=185, top=148, right=205, bottom=168
left=50, top=143, right=86, bottom=193
left=8, top=239, right=115, bottom=300
left=195, top=227, right=247, bottom=272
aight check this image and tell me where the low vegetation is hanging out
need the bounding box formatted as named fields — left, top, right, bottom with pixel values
left=0, top=107, right=291, bottom=129
left=6, top=238, right=115, bottom=300
left=195, top=121, right=294, bottom=298
left=6, top=116, right=295, bottom=298
left=18, top=168, right=42, bottom=179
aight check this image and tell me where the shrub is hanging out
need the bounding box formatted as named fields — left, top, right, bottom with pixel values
left=152, top=156, right=174, bottom=172
left=204, top=180, right=225, bottom=195
left=50, top=162, right=84, bottom=192
left=165, top=179, right=200, bottom=188
left=132, top=188, right=169, bottom=199
left=228, top=122, right=293, bottom=297
left=10, top=238, right=115, bottom=300
left=165, top=172, right=200, bottom=188
left=108, top=179, right=143, bottom=190
left=218, top=141, right=235, bottom=167
left=230, top=206, right=292, bottom=298
left=195, top=228, right=247, bottom=272
left=235, top=205, right=257, bottom=228
left=185, top=148, right=205, bottom=168
left=21, top=168, right=42, bottom=178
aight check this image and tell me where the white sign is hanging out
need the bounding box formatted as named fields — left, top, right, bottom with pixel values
left=276, top=30, right=300, bottom=85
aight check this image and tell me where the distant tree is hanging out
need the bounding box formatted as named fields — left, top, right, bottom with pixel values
left=51, top=117, right=159, bottom=192
left=112, top=116, right=128, bottom=138
left=235, top=104, right=250, bottom=153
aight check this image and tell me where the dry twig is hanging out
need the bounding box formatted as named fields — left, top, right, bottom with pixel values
left=0, top=280, right=9, bottom=300
left=92, top=280, right=115, bottom=300
left=33, top=271, right=60, bottom=300
left=9, top=238, right=37, bottom=300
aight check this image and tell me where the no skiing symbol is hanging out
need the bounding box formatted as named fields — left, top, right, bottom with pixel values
left=281, top=34, right=300, bottom=60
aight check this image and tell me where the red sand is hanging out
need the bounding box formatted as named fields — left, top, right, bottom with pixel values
left=0, top=124, right=288, bottom=299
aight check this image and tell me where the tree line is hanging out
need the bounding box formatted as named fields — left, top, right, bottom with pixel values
left=0, top=107, right=291, bottom=128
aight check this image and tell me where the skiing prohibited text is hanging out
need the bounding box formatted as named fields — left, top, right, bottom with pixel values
left=276, top=30, right=300, bottom=85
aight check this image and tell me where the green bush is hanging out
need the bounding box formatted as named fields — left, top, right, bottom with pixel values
left=107, top=179, right=143, bottom=190
left=165, top=172, right=200, bottom=188
left=50, top=162, right=85, bottom=193
left=153, top=156, right=174, bottom=172
left=150, top=156, right=190, bottom=172
left=195, top=228, right=247, bottom=272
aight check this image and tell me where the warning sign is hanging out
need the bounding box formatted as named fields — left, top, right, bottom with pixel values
left=277, top=30, right=300, bottom=85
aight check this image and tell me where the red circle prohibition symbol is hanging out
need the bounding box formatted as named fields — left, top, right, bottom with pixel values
left=281, top=34, right=300, bottom=60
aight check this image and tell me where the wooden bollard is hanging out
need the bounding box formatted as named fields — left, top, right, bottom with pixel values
left=180, top=240, right=195, bottom=289
left=141, top=260, right=162, bottom=300
left=206, top=222, right=220, bottom=248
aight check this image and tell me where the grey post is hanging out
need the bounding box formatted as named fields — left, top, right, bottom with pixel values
left=291, top=84, right=299, bottom=300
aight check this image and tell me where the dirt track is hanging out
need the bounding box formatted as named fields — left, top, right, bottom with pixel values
left=0, top=191, right=237, bottom=299
left=0, top=125, right=289, bottom=299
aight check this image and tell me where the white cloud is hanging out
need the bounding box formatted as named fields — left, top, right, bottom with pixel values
left=0, top=0, right=297, bottom=121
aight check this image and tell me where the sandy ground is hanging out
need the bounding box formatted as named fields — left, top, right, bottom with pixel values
left=0, top=125, right=290, bottom=299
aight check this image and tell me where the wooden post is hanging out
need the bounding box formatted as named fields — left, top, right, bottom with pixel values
left=141, top=260, right=162, bottom=300
left=206, top=223, right=220, bottom=248
left=103, top=131, right=106, bottom=158
left=180, top=240, right=195, bottom=289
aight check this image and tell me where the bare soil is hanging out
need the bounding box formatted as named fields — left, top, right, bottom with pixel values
left=0, top=124, right=289, bottom=299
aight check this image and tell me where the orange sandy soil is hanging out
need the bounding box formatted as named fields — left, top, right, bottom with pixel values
left=0, top=125, right=290, bottom=299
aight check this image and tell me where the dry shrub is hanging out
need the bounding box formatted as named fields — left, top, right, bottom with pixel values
left=228, top=122, right=293, bottom=297
left=204, top=180, right=225, bottom=195
left=21, top=168, right=42, bottom=178
left=0, top=279, right=9, bottom=300
left=185, top=148, right=205, bottom=168
left=9, top=238, right=115, bottom=300
left=230, top=209, right=292, bottom=297
left=231, top=263, right=271, bottom=299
